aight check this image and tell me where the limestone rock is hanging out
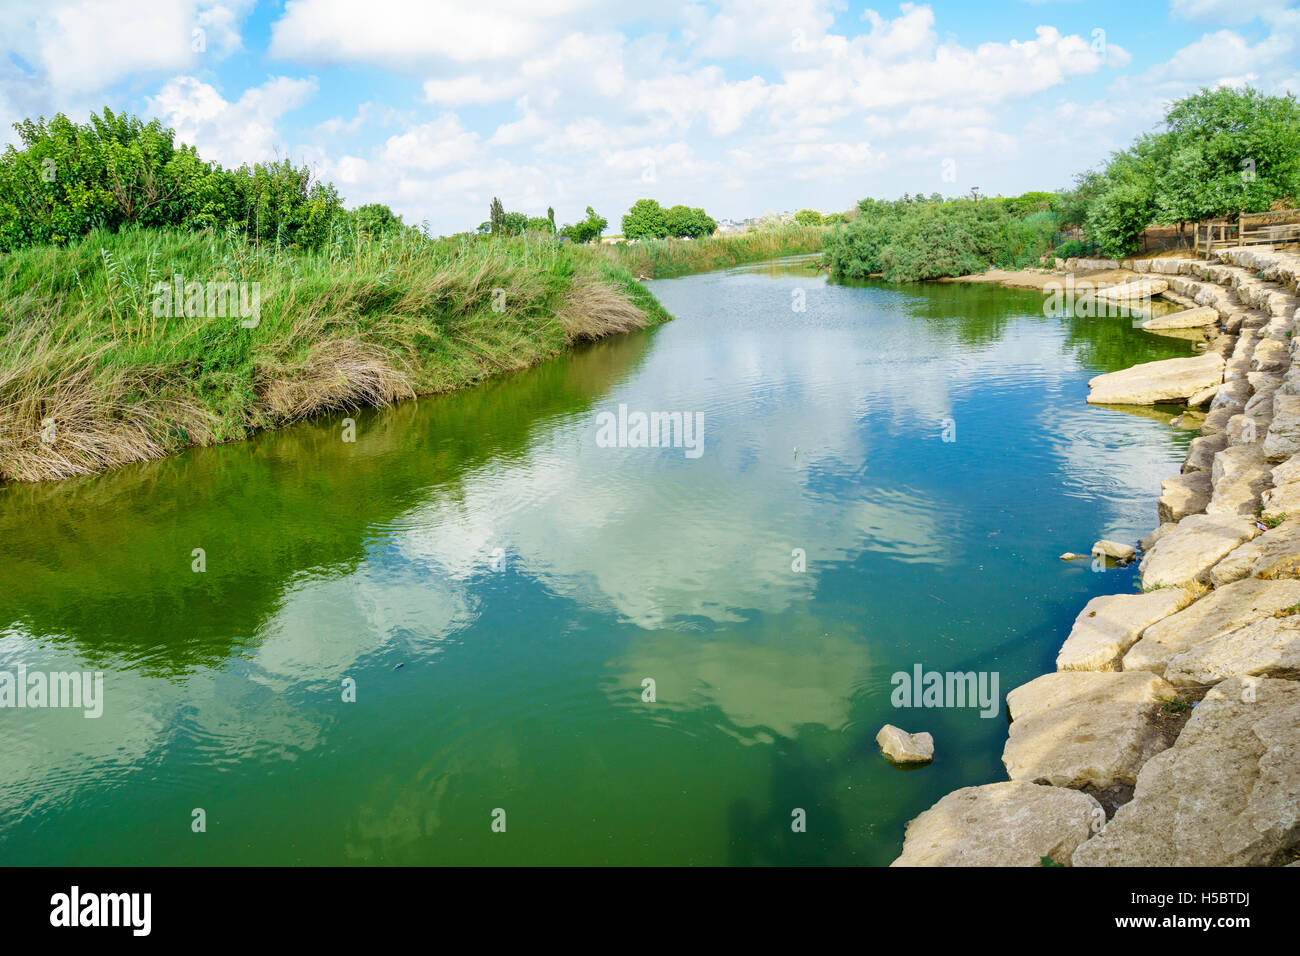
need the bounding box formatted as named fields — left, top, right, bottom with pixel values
left=1199, top=405, right=1235, bottom=437
left=1091, top=539, right=1136, bottom=564
left=1124, top=576, right=1300, bottom=676
left=1056, top=588, right=1191, bottom=672
left=1264, top=393, right=1300, bottom=462
left=1260, top=482, right=1300, bottom=523
left=1086, top=353, right=1224, bottom=406
left=876, top=724, right=935, bottom=764
left=1139, top=523, right=1178, bottom=552
left=1141, top=305, right=1218, bottom=330
left=1209, top=520, right=1300, bottom=586
left=1073, top=678, right=1300, bottom=866
left=1271, top=455, right=1300, bottom=486
left=1158, top=471, right=1211, bottom=523
left=1138, top=513, right=1261, bottom=589
left=1002, top=671, right=1177, bottom=788
left=892, top=781, right=1102, bottom=867
left=1182, top=433, right=1227, bottom=473
left=1164, top=615, right=1300, bottom=686
left=1252, top=337, right=1291, bottom=374
left=1095, top=278, right=1169, bottom=302
left=1206, top=444, right=1272, bottom=517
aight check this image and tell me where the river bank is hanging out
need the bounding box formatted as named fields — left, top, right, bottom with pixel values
left=0, top=254, right=1192, bottom=865
left=893, top=247, right=1300, bottom=867
left=0, top=228, right=674, bottom=484
left=0, top=226, right=833, bottom=485
left=592, top=224, right=828, bottom=278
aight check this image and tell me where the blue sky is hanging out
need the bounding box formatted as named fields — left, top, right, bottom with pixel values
left=2, top=0, right=1297, bottom=234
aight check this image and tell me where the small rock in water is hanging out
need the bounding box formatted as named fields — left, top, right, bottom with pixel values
left=876, top=724, right=935, bottom=764
left=1092, top=539, right=1137, bottom=565
left=1059, top=552, right=1088, bottom=561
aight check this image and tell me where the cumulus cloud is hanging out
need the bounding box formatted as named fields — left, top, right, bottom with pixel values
left=147, top=75, right=319, bottom=167
left=269, top=0, right=623, bottom=66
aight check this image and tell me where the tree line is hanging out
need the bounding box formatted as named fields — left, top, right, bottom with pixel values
left=824, top=87, right=1300, bottom=282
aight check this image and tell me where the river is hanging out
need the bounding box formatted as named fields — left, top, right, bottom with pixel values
left=0, top=255, right=1197, bottom=865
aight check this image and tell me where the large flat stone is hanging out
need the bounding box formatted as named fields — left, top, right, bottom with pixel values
left=1072, top=678, right=1300, bottom=866
left=1056, top=588, right=1192, bottom=672
left=1209, top=520, right=1300, bottom=586
left=1260, top=482, right=1300, bottom=523
left=1140, top=305, right=1218, bottom=330
left=1096, top=278, right=1170, bottom=302
left=1164, top=615, right=1300, bottom=685
left=1206, top=444, right=1272, bottom=516
left=1124, top=577, right=1300, bottom=676
left=1182, top=433, right=1227, bottom=473
left=1264, top=392, right=1300, bottom=461
left=892, top=781, right=1102, bottom=867
left=1002, top=671, right=1177, bottom=789
left=1158, top=471, right=1211, bottom=522
left=1138, top=513, right=1261, bottom=589
left=1087, top=353, right=1224, bottom=406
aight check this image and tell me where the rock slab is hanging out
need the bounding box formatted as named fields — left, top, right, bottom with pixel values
left=893, top=781, right=1102, bottom=867
left=1073, top=678, right=1300, bottom=866
left=1002, top=671, right=1177, bottom=788
left=876, top=724, right=935, bottom=764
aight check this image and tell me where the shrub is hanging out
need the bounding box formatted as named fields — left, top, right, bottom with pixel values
left=0, top=109, right=346, bottom=253
left=622, top=199, right=669, bottom=240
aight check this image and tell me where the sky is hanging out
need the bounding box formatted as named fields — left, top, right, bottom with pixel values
left=1, top=0, right=1298, bottom=235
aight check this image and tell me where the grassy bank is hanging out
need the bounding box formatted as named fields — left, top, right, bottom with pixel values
left=0, top=227, right=670, bottom=483
left=593, top=225, right=829, bottom=278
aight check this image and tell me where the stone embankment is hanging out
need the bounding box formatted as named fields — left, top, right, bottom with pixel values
left=893, top=247, right=1300, bottom=867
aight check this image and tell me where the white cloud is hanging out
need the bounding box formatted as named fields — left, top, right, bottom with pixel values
left=2, top=0, right=252, bottom=94
left=147, top=75, right=319, bottom=167
left=1170, top=0, right=1294, bottom=23
left=269, top=0, right=617, bottom=66
left=381, top=113, right=480, bottom=169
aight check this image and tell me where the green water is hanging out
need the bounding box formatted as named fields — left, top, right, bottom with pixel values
left=0, top=257, right=1197, bottom=865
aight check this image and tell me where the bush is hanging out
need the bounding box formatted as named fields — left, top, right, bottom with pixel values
left=349, top=203, right=405, bottom=238
left=825, top=195, right=1061, bottom=281
left=0, top=109, right=346, bottom=253
left=1087, top=178, right=1157, bottom=258
left=1054, top=238, right=1094, bottom=258
left=664, top=204, right=716, bottom=238
left=560, top=206, right=607, bottom=244
left=622, top=199, right=669, bottom=240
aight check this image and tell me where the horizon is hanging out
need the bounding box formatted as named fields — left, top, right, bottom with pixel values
left=3, top=2, right=1297, bottom=234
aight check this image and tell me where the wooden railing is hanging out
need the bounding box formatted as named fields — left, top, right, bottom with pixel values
left=1195, top=209, right=1300, bottom=256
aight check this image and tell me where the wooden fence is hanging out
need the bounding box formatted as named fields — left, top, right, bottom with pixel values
left=1195, top=209, right=1300, bottom=256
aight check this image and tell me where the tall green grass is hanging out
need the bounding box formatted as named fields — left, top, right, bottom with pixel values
left=593, top=225, right=829, bottom=278
left=0, top=227, right=670, bottom=482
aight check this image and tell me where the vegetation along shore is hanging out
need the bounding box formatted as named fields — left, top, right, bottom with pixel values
left=886, top=85, right=1300, bottom=867
left=0, top=110, right=827, bottom=484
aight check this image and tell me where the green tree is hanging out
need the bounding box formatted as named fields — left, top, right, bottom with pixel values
left=794, top=208, right=824, bottom=225
left=350, top=202, right=403, bottom=237
left=489, top=196, right=505, bottom=234
left=559, top=206, right=607, bottom=243
left=622, top=198, right=669, bottom=239
left=664, top=204, right=716, bottom=238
